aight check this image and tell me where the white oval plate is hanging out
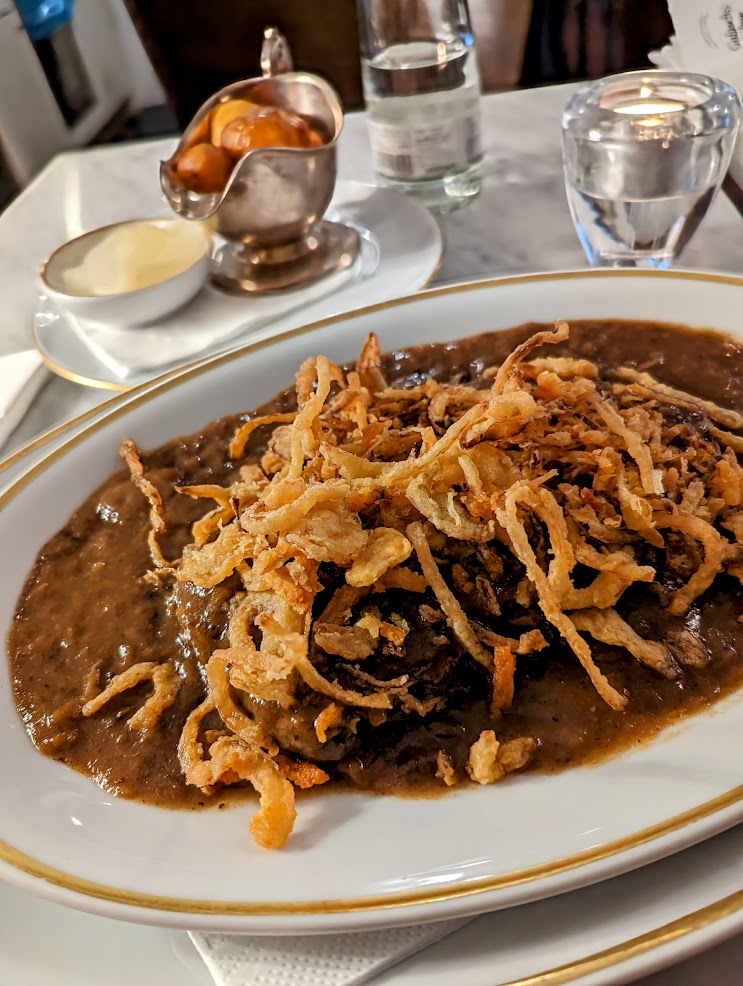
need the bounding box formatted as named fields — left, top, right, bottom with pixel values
left=4, top=820, right=743, bottom=986
left=4, top=270, right=743, bottom=934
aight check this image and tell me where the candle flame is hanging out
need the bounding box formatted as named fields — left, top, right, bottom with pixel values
left=614, top=98, right=687, bottom=116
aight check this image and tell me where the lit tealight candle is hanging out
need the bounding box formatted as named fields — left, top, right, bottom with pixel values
left=612, top=98, right=687, bottom=116
left=561, top=68, right=741, bottom=268
left=604, top=90, right=689, bottom=130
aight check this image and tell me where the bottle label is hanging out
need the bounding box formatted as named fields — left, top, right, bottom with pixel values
left=368, top=114, right=482, bottom=181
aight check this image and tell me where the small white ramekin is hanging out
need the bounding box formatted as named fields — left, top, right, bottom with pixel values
left=40, top=217, right=212, bottom=326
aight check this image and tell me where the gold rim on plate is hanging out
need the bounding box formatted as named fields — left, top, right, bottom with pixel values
left=7, top=264, right=741, bottom=473
left=0, top=782, right=742, bottom=915
left=2, top=269, right=743, bottom=961
left=497, top=882, right=743, bottom=986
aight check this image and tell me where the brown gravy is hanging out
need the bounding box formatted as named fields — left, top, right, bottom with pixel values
left=9, top=319, right=743, bottom=809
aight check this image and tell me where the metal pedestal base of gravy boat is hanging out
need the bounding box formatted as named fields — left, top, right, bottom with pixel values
left=160, top=29, right=360, bottom=294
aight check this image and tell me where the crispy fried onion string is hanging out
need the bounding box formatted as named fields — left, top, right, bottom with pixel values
left=120, top=439, right=170, bottom=569
left=111, top=321, right=743, bottom=848
left=616, top=368, right=743, bottom=431
left=82, top=661, right=180, bottom=733
left=653, top=512, right=727, bottom=616
left=571, top=608, right=677, bottom=678
left=495, top=484, right=627, bottom=710
left=407, top=521, right=493, bottom=670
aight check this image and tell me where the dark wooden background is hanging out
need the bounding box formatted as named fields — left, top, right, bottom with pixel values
left=124, top=0, right=673, bottom=128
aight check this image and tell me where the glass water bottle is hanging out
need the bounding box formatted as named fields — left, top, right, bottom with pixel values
left=357, top=0, right=483, bottom=211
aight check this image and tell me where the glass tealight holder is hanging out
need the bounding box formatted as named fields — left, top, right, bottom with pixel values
left=561, top=70, right=741, bottom=269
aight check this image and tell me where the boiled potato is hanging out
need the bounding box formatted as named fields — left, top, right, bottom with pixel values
left=210, top=98, right=259, bottom=146
left=220, top=106, right=324, bottom=157
left=175, top=142, right=234, bottom=193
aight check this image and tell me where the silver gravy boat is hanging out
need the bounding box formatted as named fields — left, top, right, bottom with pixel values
left=160, top=29, right=359, bottom=293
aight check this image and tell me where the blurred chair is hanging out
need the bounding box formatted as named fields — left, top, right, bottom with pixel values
left=521, top=0, right=673, bottom=86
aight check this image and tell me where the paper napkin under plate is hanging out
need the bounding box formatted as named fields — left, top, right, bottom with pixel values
left=189, top=920, right=469, bottom=986
left=0, top=349, right=48, bottom=452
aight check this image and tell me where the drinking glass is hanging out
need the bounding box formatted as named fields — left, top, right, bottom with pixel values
left=357, top=0, right=483, bottom=212
left=561, top=70, right=741, bottom=268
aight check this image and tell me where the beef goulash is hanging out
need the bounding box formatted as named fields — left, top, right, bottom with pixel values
left=10, top=320, right=743, bottom=850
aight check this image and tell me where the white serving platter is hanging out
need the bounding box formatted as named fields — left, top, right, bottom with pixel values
left=2, top=270, right=743, bottom=934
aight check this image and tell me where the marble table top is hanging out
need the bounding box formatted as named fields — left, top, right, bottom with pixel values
left=2, top=81, right=743, bottom=986
left=4, top=81, right=743, bottom=453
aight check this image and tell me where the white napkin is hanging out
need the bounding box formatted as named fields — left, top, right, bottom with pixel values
left=0, top=349, right=48, bottom=452
left=189, top=920, right=469, bottom=986
left=649, top=2, right=743, bottom=185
